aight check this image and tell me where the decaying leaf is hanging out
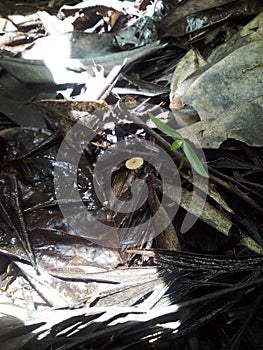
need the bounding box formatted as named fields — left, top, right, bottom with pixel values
left=0, top=42, right=165, bottom=84
left=170, top=49, right=207, bottom=111
left=159, top=0, right=263, bottom=40
left=208, top=10, right=263, bottom=63
left=170, top=40, right=263, bottom=148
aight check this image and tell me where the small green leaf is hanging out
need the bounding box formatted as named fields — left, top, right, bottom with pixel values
left=149, top=113, right=184, bottom=140
left=149, top=112, right=209, bottom=178
left=183, top=142, right=209, bottom=178
left=171, top=141, right=182, bottom=150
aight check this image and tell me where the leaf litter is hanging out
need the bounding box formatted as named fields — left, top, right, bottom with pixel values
left=0, top=0, right=263, bottom=349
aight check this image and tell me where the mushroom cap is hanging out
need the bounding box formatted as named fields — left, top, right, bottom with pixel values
left=125, top=157, right=144, bottom=170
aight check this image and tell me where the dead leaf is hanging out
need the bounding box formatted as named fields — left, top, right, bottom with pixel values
left=172, top=40, right=263, bottom=148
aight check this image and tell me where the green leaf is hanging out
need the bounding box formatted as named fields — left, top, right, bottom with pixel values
left=183, top=142, right=209, bottom=178
left=149, top=112, right=209, bottom=178
left=149, top=113, right=184, bottom=140
left=171, top=141, right=182, bottom=150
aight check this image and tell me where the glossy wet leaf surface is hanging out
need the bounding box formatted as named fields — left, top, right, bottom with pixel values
left=0, top=1, right=262, bottom=349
